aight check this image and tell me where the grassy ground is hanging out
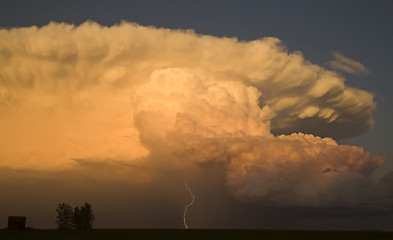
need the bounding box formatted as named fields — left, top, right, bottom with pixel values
left=1, top=229, right=393, bottom=240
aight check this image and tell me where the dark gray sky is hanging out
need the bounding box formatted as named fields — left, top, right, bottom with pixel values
left=1, top=0, right=393, bottom=230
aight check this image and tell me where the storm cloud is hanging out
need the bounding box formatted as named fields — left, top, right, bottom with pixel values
left=0, top=21, right=391, bottom=227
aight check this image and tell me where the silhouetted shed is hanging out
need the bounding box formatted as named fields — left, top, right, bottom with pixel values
left=7, top=216, right=26, bottom=230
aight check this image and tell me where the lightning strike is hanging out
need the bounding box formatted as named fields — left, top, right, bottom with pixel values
left=183, top=177, right=195, bottom=229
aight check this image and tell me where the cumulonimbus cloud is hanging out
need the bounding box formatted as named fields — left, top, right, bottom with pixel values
left=133, top=68, right=385, bottom=206
left=0, top=21, right=388, bottom=207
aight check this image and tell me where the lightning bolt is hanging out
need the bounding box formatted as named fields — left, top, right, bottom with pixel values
left=183, top=177, right=195, bottom=229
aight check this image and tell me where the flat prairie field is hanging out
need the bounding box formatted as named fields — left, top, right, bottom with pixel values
left=1, top=229, right=393, bottom=240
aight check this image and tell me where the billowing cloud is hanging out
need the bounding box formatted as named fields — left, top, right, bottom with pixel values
left=133, top=68, right=385, bottom=207
left=0, top=21, right=389, bottom=211
left=328, top=52, right=371, bottom=75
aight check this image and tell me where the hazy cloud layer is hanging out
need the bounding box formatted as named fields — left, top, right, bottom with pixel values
left=0, top=21, right=389, bottom=212
left=328, top=52, right=371, bottom=75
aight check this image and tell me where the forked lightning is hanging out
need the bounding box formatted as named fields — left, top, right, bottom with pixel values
left=183, top=178, right=195, bottom=229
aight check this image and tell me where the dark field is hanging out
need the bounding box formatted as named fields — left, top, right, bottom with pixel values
left=1, top=229, right=393, bottom=240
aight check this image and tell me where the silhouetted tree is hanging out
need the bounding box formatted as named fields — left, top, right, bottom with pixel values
left=73, top=202, right=95, bottom=230
left=73, top=207, right=82, bottom=230
left=55, top=203, right=74, bottom=230
left=56, top=202, right=95, bottom=230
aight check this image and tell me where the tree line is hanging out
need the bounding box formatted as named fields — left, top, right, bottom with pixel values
left=56, top=202, right=95, bottom=230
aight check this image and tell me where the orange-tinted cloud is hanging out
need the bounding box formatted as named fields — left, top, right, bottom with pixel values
left=133, top=68, right=386, bottom=206
left=0, top=21, right=388, bottom=207
left=328, top=52, right=371, bottom=75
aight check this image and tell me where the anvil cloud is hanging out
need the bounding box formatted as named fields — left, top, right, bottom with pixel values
left=0, top=21, right=388, bottom=208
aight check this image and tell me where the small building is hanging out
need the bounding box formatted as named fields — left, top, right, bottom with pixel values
left=7, top=216, right=26, bottom=230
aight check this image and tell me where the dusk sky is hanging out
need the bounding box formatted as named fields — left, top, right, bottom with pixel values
left=1, top=0, right=393, bottom=230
